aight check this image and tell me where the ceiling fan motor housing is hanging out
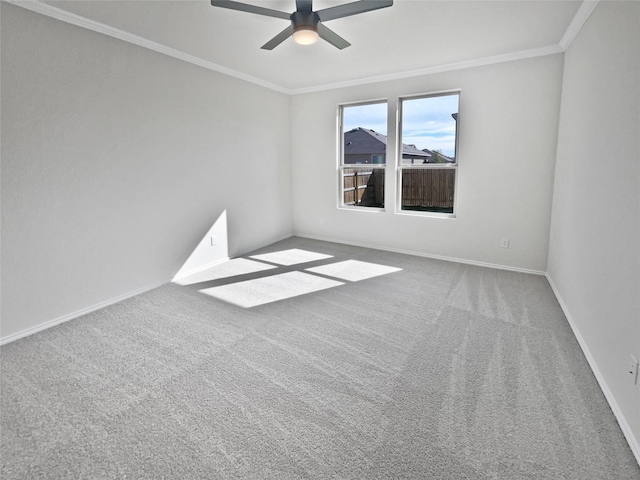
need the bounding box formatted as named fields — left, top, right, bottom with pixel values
left=291, top=10, right=320, bottom=31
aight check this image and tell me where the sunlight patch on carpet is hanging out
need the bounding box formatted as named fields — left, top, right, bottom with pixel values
left=174, top=258, right=277, bottom=286
left=305, top=260, right=402, bottom=282
left=249, top=249, right=333, bottom=266
left=200, top=271, right=344, bottom=308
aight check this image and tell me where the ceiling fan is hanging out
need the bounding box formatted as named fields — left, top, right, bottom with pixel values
left=210, top=0, right=393, bottom=50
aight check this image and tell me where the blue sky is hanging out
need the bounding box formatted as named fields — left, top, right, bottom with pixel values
left=343, top=94, right=459, bottom=157
left=343, top=102, right=388, bottom=136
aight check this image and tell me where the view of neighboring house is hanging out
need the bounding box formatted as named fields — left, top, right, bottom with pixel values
left=344, top=127, right=431, bottom=164
left=420, top=148, right=455, bottom=164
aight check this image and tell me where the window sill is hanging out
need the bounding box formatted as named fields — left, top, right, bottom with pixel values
left=338, top=205, right=385, bottom=213
left=395, top=209, right=456, bottom=219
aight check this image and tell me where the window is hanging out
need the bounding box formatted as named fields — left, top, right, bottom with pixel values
left=339, top=101, right=387, bottom=209
left=398, top=92, right=459, bottom=215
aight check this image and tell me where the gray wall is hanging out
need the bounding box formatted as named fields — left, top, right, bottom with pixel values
left=1, top=4, right=292, bottom=340
left=291, top=55, right=563, bottom=272
left=548, top=1, right=640, bottom=454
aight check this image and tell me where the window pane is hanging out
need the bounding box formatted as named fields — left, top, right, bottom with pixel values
left=342, top=102, right=387, bottom=166
left=401, top=94, right=458, bottom=163
left=401, top=168, right=455, bottom=213
left=341, top=101, right=387, bottom=208
left=342, top=168, right=384, bottom=208
left=400, top=93, right=459, bottom=215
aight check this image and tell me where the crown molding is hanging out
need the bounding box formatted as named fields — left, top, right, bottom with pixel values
left=2, top=0, right=291, bottom=94
left=4, top=0, right=598, bottom=96
left=289, top=44, right=564, bottom=95
left=559, top=0, right=599, bottom=51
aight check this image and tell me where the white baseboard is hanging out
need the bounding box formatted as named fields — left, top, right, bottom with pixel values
left=545, top=273, right=640, bottom=466
left=0, top=280, right=167, bottom=346
left=294, top=233, right=546, bottom=275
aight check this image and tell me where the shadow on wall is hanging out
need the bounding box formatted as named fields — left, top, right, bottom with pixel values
left=173, top=210, right=229, bottom=279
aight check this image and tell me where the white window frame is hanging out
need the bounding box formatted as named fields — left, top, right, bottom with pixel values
left=337, top=100, right=388, bottom=211
left=396, top=90, right=460, bottom=218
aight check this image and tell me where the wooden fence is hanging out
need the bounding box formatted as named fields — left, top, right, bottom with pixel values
left=401, top=168, right=455, bottom=210
left=342, top=169, right=384, bottom=207
left=342, top=168, right=455, bottom=211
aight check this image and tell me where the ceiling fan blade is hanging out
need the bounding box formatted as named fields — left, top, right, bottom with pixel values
left=210, top=0, right=290, bottom=20
left=317, top=23, right=350, bottom=50
left=296, top=0, right=313, bottom=12
left=317, top=0, right=393, bottom=22
left=261, top=25, right=294, bottom=50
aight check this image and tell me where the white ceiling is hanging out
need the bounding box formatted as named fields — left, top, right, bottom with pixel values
left=40, top=0, right=583, bottom=92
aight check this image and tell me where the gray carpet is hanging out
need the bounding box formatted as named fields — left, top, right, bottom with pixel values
left=2, top=237, right=639, bottom=479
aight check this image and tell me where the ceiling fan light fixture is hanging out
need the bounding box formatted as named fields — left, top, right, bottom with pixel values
left=210, top=0, right=393, bottom=50
left=292, top=26, right=319, bottom=45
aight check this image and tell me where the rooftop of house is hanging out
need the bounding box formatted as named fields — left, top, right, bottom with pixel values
left=344, top=128, right=430, bottom=158
left=421, top=148, right=455, bottom=163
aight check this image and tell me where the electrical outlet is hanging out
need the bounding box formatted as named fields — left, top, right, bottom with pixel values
left=629, top=355, right=639, bottom=385
left=500, top=238, right=510, bottom=248
left=210, top=235, right=217, bottom=247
